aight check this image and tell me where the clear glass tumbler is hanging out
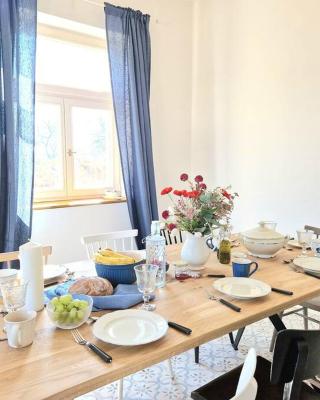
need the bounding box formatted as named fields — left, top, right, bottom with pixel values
left=134, top=264, right=158, bottom=311
left=0, top=279, right=28, bottom=312
left=296, top=230, right=313, bottom=256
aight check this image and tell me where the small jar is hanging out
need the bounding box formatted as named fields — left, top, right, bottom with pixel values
left=173, top=260, right=189, bottom=281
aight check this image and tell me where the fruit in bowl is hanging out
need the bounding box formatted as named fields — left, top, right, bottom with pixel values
left=47, top=293, right=93, bottom=329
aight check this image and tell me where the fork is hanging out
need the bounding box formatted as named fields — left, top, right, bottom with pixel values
left=71, top=329, right=112, bottom=363
left=205, top=289, right=241, bottom=312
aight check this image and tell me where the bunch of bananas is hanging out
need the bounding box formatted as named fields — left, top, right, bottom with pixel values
left=95, top=249, right=136, bottom=265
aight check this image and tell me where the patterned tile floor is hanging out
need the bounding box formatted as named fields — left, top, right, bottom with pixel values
left=78, top=308, right=319, bottom=400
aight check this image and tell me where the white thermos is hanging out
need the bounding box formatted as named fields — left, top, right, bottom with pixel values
left=19, top=242, right=44, bottom=311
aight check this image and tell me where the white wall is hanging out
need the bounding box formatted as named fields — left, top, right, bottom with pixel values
left=34, top=0, right=194, bottom=262
left=192, top=0, right=320, bottom=234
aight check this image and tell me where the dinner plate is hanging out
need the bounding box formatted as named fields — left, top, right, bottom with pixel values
left=293, top=257, right=320, bottom=273
left=287, top=240, right=311, bottom=249
left=43, top=264, right=66, bottom=284
left=93, top=309, right=168, bottom=346
left=213, top=277, right=271, bottom=300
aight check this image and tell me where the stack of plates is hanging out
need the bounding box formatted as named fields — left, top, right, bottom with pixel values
left=293, top=257, right=320, bottom=275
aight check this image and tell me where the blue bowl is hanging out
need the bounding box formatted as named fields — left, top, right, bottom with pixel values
left=95, top=259, right=144, bottom=286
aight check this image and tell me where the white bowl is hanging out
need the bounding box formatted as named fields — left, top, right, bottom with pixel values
left=242, top=237, right=285, bottom=258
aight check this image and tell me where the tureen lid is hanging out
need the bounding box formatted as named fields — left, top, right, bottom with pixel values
left=243, top=222, right=284, bottom=240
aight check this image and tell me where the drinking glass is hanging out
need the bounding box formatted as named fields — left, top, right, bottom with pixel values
left=0, top=279, right=28, bottom=312
left=134, top=264, right=158, bottom=311
left=296, top=230, right=313, bottom=256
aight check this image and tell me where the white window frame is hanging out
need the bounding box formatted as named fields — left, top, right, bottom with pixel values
left=34, top=26, right=122, bottom=202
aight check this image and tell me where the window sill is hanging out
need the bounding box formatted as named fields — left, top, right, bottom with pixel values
left=33, top=197, right=127, bottom=210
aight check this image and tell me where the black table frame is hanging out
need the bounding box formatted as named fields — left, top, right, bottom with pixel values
left=194, top=313, right=286, bottom=363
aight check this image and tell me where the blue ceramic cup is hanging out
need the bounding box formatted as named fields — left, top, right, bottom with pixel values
left=232, top=258, right=258, bottom=277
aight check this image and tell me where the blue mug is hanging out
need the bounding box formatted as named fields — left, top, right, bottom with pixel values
left=232, top=258, right=258, bottom=277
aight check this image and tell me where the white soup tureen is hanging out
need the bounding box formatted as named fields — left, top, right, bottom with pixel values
left=241, top=222, right=287, bottom=258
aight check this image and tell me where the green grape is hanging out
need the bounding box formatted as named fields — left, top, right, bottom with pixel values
left=54, top=303, right=64, bottom=313
left=60, top=294, right=73, bottom=305
left=76, top=310, right=84, bottom=321
left=51, top=297, right=60, bottom=306
left=69, top=307, right=77, bottom=320
left=58, top=311, right=69, bottom=323
left=77, top=300, right=89, bottom=310
left=66, top=301, right=76, bottom=311
left=72, top=299, right=81, bottom=309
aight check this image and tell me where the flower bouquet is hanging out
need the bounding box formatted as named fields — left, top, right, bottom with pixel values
left=160, top=173, right=238, bottom=265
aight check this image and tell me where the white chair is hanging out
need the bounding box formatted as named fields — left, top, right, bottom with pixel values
left=191, top=348, right=257, bottom=400
left=81, top=230, right=138, bottom=259
left=232, top=348, right=257, bottom=400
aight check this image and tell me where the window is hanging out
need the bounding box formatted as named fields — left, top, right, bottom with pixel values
left=34, top=28, right=121, bottom=201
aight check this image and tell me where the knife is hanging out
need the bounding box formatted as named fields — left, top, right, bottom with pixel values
left=216, top=297, right=241, bottom=312
left=168, top=321, right=192, bottom=335
left=271, top=287, right=293, bottom=296
left=207, top=274, right=226, bottom=278
left=305, top=271, right=320, bottom=279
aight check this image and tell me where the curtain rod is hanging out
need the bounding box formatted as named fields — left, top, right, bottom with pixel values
left=82, top=0, right=161, bottom=23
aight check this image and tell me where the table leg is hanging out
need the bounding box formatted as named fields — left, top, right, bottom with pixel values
left=166, top=358, right=175, bottom=381
left=117, top=378, right=123, bottom=400
left=269, top=314, right=287, bottom=331
left=194, top=346, right=199, bottom=364
left=229, top=328, right=246, bottom=350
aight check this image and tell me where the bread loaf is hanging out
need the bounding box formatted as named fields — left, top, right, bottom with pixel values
left=69, top=277, right=113, bottom=296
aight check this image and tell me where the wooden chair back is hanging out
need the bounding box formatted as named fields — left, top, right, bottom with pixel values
left=160, top=229, right=185, bottom=245
left=304, top=225, right=320, bottom=238
left=81, top=230, right=138, bottom=259
left=0, top=245, right=52, bottom=268
left=272, top=329, right=320, bottom=400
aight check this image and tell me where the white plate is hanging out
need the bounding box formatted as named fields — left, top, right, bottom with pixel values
left=287, top=240, right=311, bottom=249
left=43, top=264, right=66, bottom=284
left=293, top=257, right=320, bottom=273
left=93, top=309, right=168, bottom=346
left=213, top=277, right=271, bottom=300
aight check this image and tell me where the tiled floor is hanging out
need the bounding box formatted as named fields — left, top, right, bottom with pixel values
left=78, top=308, right=319, bottom=400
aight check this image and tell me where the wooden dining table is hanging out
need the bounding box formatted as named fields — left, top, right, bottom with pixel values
left=1, top=245, right=320, bottom=400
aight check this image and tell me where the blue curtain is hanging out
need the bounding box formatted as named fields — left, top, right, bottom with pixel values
left=105, top=3, right=158, bottom=248
left=0, top=0, right=37, bottom=258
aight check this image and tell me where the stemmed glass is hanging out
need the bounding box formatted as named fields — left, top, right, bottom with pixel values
left=134, top=264, right=158, bottom=311
left=0, top=279, right=28, bottom=313
left=296, top=230, right=313, bottom=257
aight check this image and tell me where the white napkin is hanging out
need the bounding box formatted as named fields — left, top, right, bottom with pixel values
left=19, top=242, right=44, bottom=311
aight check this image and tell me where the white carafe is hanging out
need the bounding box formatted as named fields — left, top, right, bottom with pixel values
left=19, top=242, right=44, bottom=311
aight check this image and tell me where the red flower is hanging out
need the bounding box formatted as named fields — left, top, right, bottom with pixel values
left=181, top=190, right=188, bottom=197
left=168, top=223, right=177, bottom=231
left=222, top=189, right=231, bottom=200
left=162, top=210, right=169, bottom=220
left=161, top=187, right=173, bottom=195
left=186, top=190, right=200, bottom=198
left=180, top=173, right=188, bottom=181
left=173, top=190, right=182, bottom=196
left=195, top=175, right=203, bottom=183
left=199, top=183, right=207, bottom=190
